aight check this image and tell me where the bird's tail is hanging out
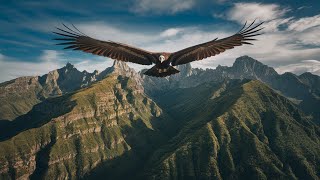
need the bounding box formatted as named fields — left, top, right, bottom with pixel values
left=144, top=66, right=180, bottom=77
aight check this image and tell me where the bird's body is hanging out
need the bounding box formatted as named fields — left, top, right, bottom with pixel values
left=54, top=21, right=264, bottom=77
left=142, top=52, right=180, bottom=77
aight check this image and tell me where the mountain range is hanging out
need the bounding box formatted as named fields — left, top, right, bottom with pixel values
left=0, top=56, right=319, bottom=179
left=142, top=56, right=320, bottom=124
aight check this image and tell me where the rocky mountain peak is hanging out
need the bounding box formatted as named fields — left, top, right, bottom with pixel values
left=93, top=70, right=99, bottom=75
left=233, top=55, right=257, bottom=64
left=1, top=56, right=320, bottom=179
left=97, top=60, right=144, bottom=91
left=106, top=60, right=140, bottom=78
left=65, top=62, right=74, bottom=69
left=231, top=55, right=278, bottom=79
left=113, top=60, right=130, bottom=70
left=232, top=55, right=262, bottom=71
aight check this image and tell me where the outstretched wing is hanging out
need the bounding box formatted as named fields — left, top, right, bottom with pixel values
left=169, top=21, right=264, bottom=66
left=53, top=24, right=156, bottom=65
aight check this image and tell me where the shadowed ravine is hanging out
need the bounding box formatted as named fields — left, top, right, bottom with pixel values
left=0, top=58, right=319, bottom=179
left=30, top=126, right=57, bottom=180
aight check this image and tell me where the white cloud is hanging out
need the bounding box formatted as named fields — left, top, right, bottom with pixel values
left=77, top=22, right=158, bottom=48
left=0, top=50, right=64, bottom=82
left=0, top=59, right=61, bottom=83
left=294, top=26, right=320, bottom=46
left=74, top=58, right=151, bottom=73
left=262, top=18, right=292, bottom=32
left=287, top=15, right=320, bottom=31
left=0, top=50, right=151, bottom=83
left=2, top=10, right=320, bottom=82
left=297, top=6, right=311, bottom=11
left=40, top=50, right=62, bottom=62
left=74, top=56, right=114, bottom=73
left=143, top=23, right=320, bottom=69
left=132, top=0, right=194, bottom=14
left=227, top=3, right=288, bottom=23
left=160, top=28, right=184, bottom=37
left=147, top=28, right=230, bottom=52
left=223, top=2, right=293, bottom=33
left=275, top=60, right=320, bottom=75
left=210, top=2, right=320, bottom=67
left=283, top=15, right=320, bottom=46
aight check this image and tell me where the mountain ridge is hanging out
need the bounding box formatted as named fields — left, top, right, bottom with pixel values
left=142, top=56, right=320, bottom=123
left=144, top=80, right=320, bottom=179
left=0, top=60, right=141, bottom=121
left=0, top=56, right=319, bottom=179
left=0, top=69, right=170, bottom=179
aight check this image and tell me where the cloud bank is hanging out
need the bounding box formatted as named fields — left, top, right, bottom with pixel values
left=1, top=2, right=320, bottom=82
left=227, top=3, right=289, bottom=23
left=275, top=60, right=320, bottom=75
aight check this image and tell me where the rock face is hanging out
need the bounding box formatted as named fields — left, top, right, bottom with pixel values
left=0, top=63, right=94, bottom=121
left=0, top=61, right=141, bottom=121
left=0, top=57, right=320, bottom=180
left=142, top=56, right=279, bottom=94
left=144, top=80, right=320, bottom=179
left=0, top=76, right=43, bottom=121
left=0, top=63, right=168, bottom=180
left=142, top=56, right=320, bottom=124
left=220, top=56, right=278, bottom=81
left=298, top=72, right=320, bottom=93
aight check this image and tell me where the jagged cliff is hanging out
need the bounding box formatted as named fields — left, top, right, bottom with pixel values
left=0, top=61, right=131, bottom=121
left=142, top=56, right=320, bottom=123
left=0, top=62, right=170, bottom=180
left=0, top=57, right=320, bottom=180
left=0, top=63, right=97, bottom=121
left=3, top=56, right=318, bottom=123
left=0, top=76, right=43, bottom=121
left=145, top=80, right=320, bottom=179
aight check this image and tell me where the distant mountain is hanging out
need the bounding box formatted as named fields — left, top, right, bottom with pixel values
left=299, top=72, right=320, bottom=93
left=0, top=61, right=141, bottom=121
left=142, top=56, right=320, bottom=123
left=0, top=63, right=95, bottom=121
left=0, top=57, right=319, bottom=179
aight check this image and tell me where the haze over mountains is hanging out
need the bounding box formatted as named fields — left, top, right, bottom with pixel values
left=0, top=56, right=319, bottom=179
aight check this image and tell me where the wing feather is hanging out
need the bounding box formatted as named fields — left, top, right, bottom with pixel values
left=53, top=24, right=156, bottom=65
left=170, top=21, right=264, bottom=66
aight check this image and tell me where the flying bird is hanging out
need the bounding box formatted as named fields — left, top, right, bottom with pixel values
left=54, top=21, right=264, bottom=77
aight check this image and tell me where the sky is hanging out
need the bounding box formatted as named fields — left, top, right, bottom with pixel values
left=0, top=0, right=320, bottom=82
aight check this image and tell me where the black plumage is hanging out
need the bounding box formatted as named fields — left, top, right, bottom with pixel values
left=54, top=21, right=264, bottom=77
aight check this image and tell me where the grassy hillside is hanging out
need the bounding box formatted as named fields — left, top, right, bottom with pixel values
left=1, top=74, right=319, bottom=179
left=0, top=77, right=43, bottom=121
left=145, top=80, right=320, bottom=179
left=0, top=74, right=171, bottom=180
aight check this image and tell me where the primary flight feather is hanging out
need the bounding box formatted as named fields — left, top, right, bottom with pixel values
left=54, top=21, right=264, bottom=77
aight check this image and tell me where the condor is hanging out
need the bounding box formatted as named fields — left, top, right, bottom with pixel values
left=54, top=21, right=263, bottom=77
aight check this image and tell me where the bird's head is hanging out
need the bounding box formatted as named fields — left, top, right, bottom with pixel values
left=159, top=55, right=165, bottom=63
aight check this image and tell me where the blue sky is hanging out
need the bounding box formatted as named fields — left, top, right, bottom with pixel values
left=0, top=0, right=320, bottom=82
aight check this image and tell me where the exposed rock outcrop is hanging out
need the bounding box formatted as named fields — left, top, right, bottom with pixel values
left=142, top=56, right=320, bottom=123
left=0, top=68, right=168, bottom=179
left=145, top=80, right=320, bottom=179
left=0, top=56, right=319, bottom=180
left=0, top=61, right=142, bottom=121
